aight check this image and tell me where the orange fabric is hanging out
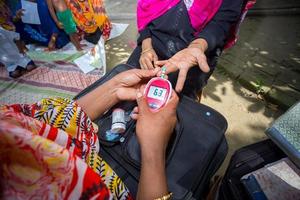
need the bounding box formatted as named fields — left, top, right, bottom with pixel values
left=66, top=0, right=112, bottom=37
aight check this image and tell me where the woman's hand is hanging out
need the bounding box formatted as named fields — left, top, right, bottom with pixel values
left=113, top=68, right=160, bottom=101
left=56, top=21, right=64, bottom=29
left=156, top=38, right=210, bottom=92
left=133, top=91, right=178, bottom=153
left=140, top=38, right=158, bottom=69
left=13, top=9, right=25, bottom=22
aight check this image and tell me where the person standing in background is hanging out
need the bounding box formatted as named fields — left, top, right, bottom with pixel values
left=46, top=0, right=84, bottom=50
left=65, top=0, right=112, bottom=44
left=9, top=0, right=69, bottom=51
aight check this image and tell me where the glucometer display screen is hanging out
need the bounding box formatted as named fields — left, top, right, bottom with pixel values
left=147, top=86, right=167, bottom=101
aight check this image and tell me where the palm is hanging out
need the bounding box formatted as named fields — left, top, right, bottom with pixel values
left=171, top=49, right=199, bottom=70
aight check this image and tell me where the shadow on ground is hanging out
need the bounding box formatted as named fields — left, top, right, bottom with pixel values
left=217, top=16, right=300, bottom=109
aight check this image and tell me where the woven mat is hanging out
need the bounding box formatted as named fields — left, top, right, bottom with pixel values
left=0, top=61, right=101, bottom=105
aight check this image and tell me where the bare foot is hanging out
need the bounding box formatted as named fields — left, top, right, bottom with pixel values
left=76, top=43, right=87, bottom=51
left=46, top=33, right=58, bottom=51
left=70, top=33, right=84, bottom=51
left=76, top=46, right=83, bottom=51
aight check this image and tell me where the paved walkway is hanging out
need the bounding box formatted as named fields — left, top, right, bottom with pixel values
left=219, top=5, right=300, bottom=110
left=214, top=0, right=300, bottom=110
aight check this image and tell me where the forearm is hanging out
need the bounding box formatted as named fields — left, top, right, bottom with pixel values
left=137, top=148, right=168, bottom=200
left=46, top=0, right=60, bottom=24
left=49, top=33, right=58, bottom=42
left=141, top=38, right=153, bottom=51
left=76, top=79, right=119, bottom=121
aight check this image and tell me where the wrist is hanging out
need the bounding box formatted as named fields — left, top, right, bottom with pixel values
left=107, top=77, right=121, bottom=102
left=141, top=146, right=166, bottom=166
left=142, top=38, right=153, bottom=50
left=188, top=38, right=208, bottom=52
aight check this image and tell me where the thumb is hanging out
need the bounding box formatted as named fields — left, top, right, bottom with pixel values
left=155, top=60, right=168, bottom=67
left=153, top=54, right=159, bottom=68
left=136, top=91, right=150, bottom=114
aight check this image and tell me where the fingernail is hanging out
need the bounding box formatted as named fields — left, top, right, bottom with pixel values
left=137, top=92, right=142, bottom=98
left=129, top=111, right=135, bottom=118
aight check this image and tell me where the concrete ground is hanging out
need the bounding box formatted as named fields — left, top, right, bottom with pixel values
left=103, top=0, right=292, bottom=175
left=218, top=15, right=300, bottom=110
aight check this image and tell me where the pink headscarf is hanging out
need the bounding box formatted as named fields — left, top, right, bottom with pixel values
left=137, top=0, right=257, bottom=49
left=137, top=0, right=223, bottom=33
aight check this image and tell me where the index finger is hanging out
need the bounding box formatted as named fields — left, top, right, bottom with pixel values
left=134, top=68, right=160, bottom=79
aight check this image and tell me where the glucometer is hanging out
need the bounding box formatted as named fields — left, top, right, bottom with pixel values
left=144, top=67, right=172, bottom=111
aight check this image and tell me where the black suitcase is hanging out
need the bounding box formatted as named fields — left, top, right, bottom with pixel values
left=75, top=64, right=228, bottom=199
left=217, top=139, right=286, bottom=200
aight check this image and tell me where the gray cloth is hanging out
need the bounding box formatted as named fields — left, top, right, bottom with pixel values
left=0, top=27, right=31, bottom=72
left=266, top=101, right=300, bottom=168
left=242, top=158, right=300, bottom=200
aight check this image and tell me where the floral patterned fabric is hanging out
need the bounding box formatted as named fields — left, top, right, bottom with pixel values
left=0, top=98, right=133, bottom=200
left=66, top=0, right=112, bottom=38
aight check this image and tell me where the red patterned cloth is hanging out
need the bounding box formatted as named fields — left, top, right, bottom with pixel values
left=0, top=98, right=133, bottom=199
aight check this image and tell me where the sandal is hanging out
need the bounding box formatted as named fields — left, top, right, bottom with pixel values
left=9, top=66, right=25, bottom=78
left=26, top=61, right=37, bottom=72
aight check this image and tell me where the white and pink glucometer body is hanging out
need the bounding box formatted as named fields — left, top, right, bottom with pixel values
left=144, top=77, right=172, bottom=111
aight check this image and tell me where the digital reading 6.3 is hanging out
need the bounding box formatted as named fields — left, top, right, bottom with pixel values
left=147, top=86, right=167, bottom=101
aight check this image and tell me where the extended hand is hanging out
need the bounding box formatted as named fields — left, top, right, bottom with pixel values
left=14, top=9, right=25, bottom=21
left=56, top=22, right=64, bottom=29
left=140, top=38, right=158, bottom=69
left=156, top=40, right=210, bottom=92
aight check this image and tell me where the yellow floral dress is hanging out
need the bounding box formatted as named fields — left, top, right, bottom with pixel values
left=66, top=0, right=112, bottom=38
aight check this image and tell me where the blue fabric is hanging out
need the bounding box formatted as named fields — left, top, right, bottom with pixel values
left=12, top=0, right=69, bottom=48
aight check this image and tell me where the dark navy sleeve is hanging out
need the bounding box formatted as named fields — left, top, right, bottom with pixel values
left=137, top=27, right=152, bottom=45
left=197, top=0, right=244, bottom=52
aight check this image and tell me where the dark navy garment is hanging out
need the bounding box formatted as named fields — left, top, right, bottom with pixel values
left=127, top=0, right=243, bottom=98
